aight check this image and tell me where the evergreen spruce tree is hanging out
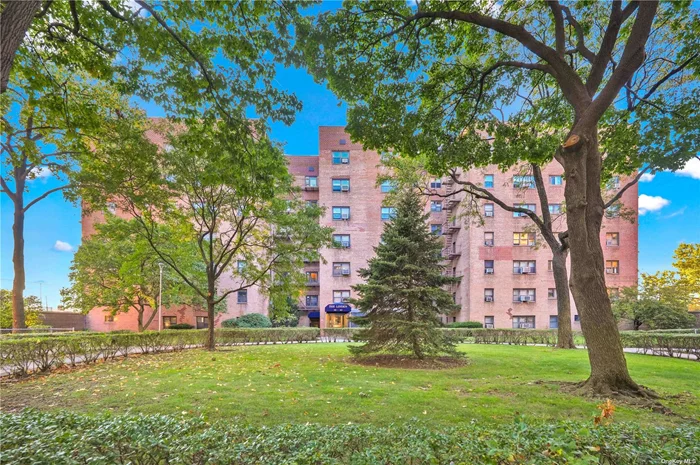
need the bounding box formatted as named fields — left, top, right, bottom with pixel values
left=350, top=189, right=461, bottom=359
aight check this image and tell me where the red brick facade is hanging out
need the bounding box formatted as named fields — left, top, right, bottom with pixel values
left=83, top=126, right=638, bottom=331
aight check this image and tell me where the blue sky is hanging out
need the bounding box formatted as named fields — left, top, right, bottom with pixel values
left=2, top=64, right=699, bottom=309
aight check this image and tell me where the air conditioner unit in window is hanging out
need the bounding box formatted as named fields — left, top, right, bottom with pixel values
left=606, top=267, right=618, bottom=274
left=484, top=296, right=494, bottom=302
left=484, top=211, right=494, bottom=217
left=485, top=268, right=494, bottom=274
left=485, top=323, right=494, bottom=328
left=341, top=158, right=349, bottom=164
left=521, top=268, right=530, bottom=274
left=341, top=213, right=350, bottom=220
left=606, top=240, right=616, bottom=246
left=484, top=240, right=494, bottom=246
left=519, top=296, right=531, bottom=302
left=341, top=269, right=350, bottom=276
left=340, top=185, right=350, bottom=192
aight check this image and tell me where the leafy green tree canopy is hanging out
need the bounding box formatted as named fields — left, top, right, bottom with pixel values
left=0, top=290, right=42, bottom=329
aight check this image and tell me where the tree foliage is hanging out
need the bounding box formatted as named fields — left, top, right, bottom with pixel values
left=61, top=215, right=207, bottom=331
left=612, top=287, right=695, bottom=331
left=350, top=188, right=460, bottom=359
left=0, top=290, right=42, bottom=329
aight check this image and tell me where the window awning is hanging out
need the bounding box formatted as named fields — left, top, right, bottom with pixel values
left=308, top=311, right=320, bottom=319
left=325, top=303, right=352, bottom=314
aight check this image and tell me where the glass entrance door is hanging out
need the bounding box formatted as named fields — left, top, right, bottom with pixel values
left=326, top=313, right=347, bottom=328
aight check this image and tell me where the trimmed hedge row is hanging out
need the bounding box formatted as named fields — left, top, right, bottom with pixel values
left=2, top=328, right=698, bottom=377
left=1, top=411, right=698, bottom=464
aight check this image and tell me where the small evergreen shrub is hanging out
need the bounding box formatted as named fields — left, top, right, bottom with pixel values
left=221, top=313, right=272, bottom=328
left=169, top=323, right=194, bottom=330
left=447, top=321, right=483, bottom=328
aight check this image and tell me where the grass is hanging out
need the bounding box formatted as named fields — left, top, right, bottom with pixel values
left=1, top=344, right=698, bottom=427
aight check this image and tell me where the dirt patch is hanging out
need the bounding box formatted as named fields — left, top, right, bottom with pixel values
left=348, top=355, right=468, bottom=370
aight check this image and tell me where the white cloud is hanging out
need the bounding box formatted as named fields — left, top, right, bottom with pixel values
left=639, top=172, right=655, bottom=182
left=676, top=157, right=700, bottom=180
left=638, top=194, right=670, bottom=215
left=31, top=166, right=52, bottom=181
left=53, top=240, right=74, bottom=252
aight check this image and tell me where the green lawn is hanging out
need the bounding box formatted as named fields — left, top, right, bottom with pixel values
left=1, top=344, right=698, bottom=427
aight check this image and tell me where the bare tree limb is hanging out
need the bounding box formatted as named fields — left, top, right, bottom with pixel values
left=23, top=184, right=70, bottom=212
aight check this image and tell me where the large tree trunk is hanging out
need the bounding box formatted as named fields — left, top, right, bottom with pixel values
left=551, top=249, right=575, bottom=349
left=562, top=131, right=645, bottom=397
left=11, top=194, right=26, bottom=331
left=206, top=299, right=215, bottom=350
left=0, top=0, right=41, bottom=93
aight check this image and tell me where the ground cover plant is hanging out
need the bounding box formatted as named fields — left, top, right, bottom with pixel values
left=2, top=344, right=697, bottom=427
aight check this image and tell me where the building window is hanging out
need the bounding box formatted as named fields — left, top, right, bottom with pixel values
left=332, top=151, right=349, bottom=165
left=332, top=262, right=351, bottom=277
left=513, top=232, right=536, bottom=247
left=513, top=288, right=536, bottom=303
left=484, top=174, right=494, bottom=188
left=104, top=314, right=114, bottom=323
left=106, top=202, right=117, bottom=214
left=605, top=260, right=619, bottom=274
left=513, top=260, right=536, bottom=274
left=513, top=204, right=536, bottom=217
left=308, top=166, right=315, bottom=172
left=196, top=316, right=209, bottom=329
left=306, top=200, right=318, bottom=207
left=237, top=260, right=246, bottom=272
left=608, top=176, right=620, bottom=189
left=380, top=180, right=395, bottom=193
left=484, top=260, right=494, bottom=274
left=305, top=176, right=318, bottom=188
left=548, top=288, right=557, bottom=299
left=429, top=179, right=442, bottom=189
left=237, top=290, right=248, bottom=303
left=430, top=201, right=443, bottom=212
left=548, top=204, right=562, bottom=214
left=381, top=207, right=396, bottom=220
left=484, top=203, right=494, bottom=217
left=332, top=206, right=351, bottom=220
left=548, top=260, right=553, bottom=271
left=606, top=204, right=621, bottom=218
left=332, top=178, right=350, bottom=192
left=484, top=315, right=494, bottom=328
left=513, top=175, right=535, bottom=189
left=549, top=315, right=559, bottom=329
left=512, top=315, right=535, bottom=329
left=333, top=290, right=351, bottom=303
left=549, top=175, right=563, bottom=186
left=431, top=224, right=443, bottom=235
left=332, top=234, right=351, bottom=248
left=484, top=289, right=494, bottom=302
left=163, top=316, right=177, bottom=328
left=452, top=292, right=457, bottom=303
left=484, top=232, right=494, bottom=246
left=606, top=232, right=619, bottom=246
left=306, top=271, right=319, bottom=284
left=574, top=314, right=580, bottom=322
left=305, top=295, right=319, bottom=307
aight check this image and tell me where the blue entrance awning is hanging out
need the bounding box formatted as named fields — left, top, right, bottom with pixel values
left=308, top=311, right=320, bottom=319
left=325, top=303, right=352, bottom=314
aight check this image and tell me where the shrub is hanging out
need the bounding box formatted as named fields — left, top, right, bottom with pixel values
left=271, top=314, right=299, bottom=327
left=447, top=321, right=483, bottom=328
left=169, top=323, right=194, bottom=330
left=221, top=313, right=272, bottom=328
left=1, top=411, right=698, bottom=465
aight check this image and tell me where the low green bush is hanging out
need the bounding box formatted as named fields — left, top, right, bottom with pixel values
left=221, top=313, right=272, bottom=328
left=446, top=321, right=483, bottom=328
left=619, top=332, right=700, bottom=360
left=1, top=411, right=698, bottom=465
left=169, top=323, right=194, bottom=330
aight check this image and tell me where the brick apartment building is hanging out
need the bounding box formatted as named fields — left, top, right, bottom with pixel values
left=84, top=126, right=638, bottom=331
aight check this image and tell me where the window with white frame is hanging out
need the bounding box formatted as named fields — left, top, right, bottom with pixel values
left=332, top=151, right=349, bottom=164
left=332, top=206, right=351, bottom=220
left=380, top=180, right=395, bottom=193
left=484, top=289, right=494, bottom=303
left=381, top=207, right=396, bottom=220
left=513, top=204, right=536, bottom=217
left=333, top=290, right=350, bottom=303
left=513, top=260, right=536, bottom=274
left=237, top=260, right=246, bottom=273
left=549, top=175, right=563, bottom=185
left=484, top=315, right=495, bottom=328
left=512, top=288, right=536, bottom=302
left=548, top=204, right=562, bottom=214
left=430, top=200, right=443, bottom=212
left=332, top=234, right=350, bottom=248
left=512, top=315, right=535, bottom=329
left=332, top=262, right=351, bottom=277
left=605, top=260, right=619, bottom=274
left=548, top=288, right=557, bottom=299
left=484, top=203, right=494, bottom=217
left=513, top=232, right=536, bottom=246
left=484, top=232, right=494, bottom=246
left=484, top=260, right=494, bottom=274
left=513, top=175, right=535, bottom=189
left=332, top=178, right=350, bottom=192
left=606, top=232, right=619, bottom=246
left=305, top=176, right=318, bottom=188
left=484, top=174, right=494, bottom=188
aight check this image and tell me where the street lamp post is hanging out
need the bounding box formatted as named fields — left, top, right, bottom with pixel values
left=158, top=263, right=164, bottom=331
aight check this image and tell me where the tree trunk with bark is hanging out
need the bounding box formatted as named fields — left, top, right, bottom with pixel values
left=0, top=0, right=41, bottom=93
left=551, top=249, right=575, bottom=349
left=12, top=191, right=26, bottom=332
left=206, top=299, right=215, bottom=350
left=562, top=132, right=648, bottom=397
